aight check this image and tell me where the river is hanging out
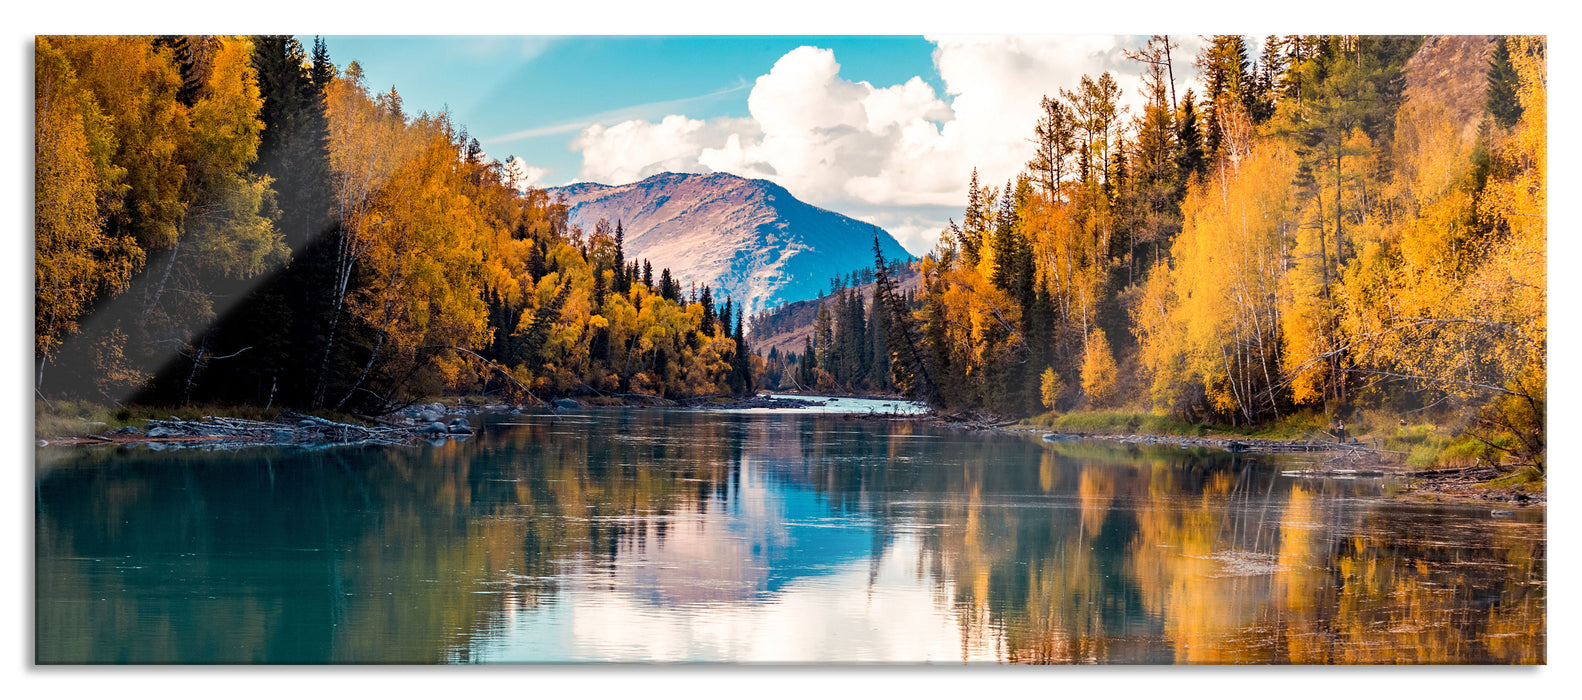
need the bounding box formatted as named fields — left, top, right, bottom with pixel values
left=34, top=401, right=1545, bottom=664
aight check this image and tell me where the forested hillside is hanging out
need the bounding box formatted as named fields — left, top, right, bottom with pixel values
left=746, top=262, right=918, bottom=350
left=863, top=35, right=1545, bottom=469
left=747, top=263, right=921, bottom=394
left=35, top=35, right=752, bottom=412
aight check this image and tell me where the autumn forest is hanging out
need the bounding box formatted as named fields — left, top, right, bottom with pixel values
left=36, top=35, right=753, bottom=416
left=35, top=35, right=1546, bottom=469
left=762, top=35, right=1546, bottom=472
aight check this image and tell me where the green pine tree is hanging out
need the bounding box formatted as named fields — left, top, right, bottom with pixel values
left=1487, top=36, right=1523, bottom=128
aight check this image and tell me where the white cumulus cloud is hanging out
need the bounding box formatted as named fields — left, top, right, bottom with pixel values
left=573, top=115, right=757, bottom=185
left=505, top=157, right=550, bottom=191
left=569, top=36, right=1207, bottom=255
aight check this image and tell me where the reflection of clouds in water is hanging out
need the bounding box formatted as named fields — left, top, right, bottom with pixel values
left=475, top=535, right=1001, bottom=663
left=613, top=458, right=788, bottom=606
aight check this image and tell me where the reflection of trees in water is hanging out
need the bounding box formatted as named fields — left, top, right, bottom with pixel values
left=893, top=441, right=1547, bottom=664
left=36, top=413, right=750, bottom=663
left=775, top=433, right=1544, bottom=664
left=36, top=415, right=1544, bottom=663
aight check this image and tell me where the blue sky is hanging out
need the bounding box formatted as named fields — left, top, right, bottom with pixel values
left=317, top=36, right=943, bottom=185
left=307, top=34, right=1205, bottom=254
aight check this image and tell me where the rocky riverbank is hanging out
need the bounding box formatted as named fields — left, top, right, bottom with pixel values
left=39, top=411, right=479, bottom=450
left=33, top=394, right=826, bottom=450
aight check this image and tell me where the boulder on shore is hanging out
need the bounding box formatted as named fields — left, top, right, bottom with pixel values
left=553, top=398, right=583, bottom=410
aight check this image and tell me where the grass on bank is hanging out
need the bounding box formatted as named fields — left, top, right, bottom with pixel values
left=1477, top=466, right=1546, bottom=493
left=1017, top=409, right=1326, bottom=440
left=1021, top=407, right=1521, bottom=471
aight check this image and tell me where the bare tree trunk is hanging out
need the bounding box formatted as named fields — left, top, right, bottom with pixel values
left=314, top=225, right=355, bottom=407
left=182, top=341, right=207, bottom=405
left=334, top=328, right=385, bottom=413
left=144, top=226, right=183, bottom=322
left=1163, top=35, right=1178, bottom=114
left=1335, top=151, right=1345, bottom=270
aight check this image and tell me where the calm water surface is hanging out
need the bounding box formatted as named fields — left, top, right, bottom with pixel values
left=35, top=405, right=1545, bottom=664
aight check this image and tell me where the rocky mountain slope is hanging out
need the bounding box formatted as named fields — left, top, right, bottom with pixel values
left=1402, top=35, right=1497, bottom=146
left=547, top=172, right=912, bottom=314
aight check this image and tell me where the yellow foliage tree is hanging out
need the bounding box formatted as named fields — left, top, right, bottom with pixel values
left=1080, top=329, right=1117, bottom=407
left=1130, top=261, right=1188, bottom=414
left=1039, top=367, right=1064, bottom=410
left=1174, top=143, right=1295, bottom=422
left=34, top=39, right=141, bottom=364
left=35, top=36, right=282, bottom=399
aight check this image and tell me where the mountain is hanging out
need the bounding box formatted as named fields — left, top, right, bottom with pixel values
left=546, top=172, right=912, bottom=314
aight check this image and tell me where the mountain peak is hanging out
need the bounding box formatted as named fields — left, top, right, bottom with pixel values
left=547, top=173, right=908, bottom=313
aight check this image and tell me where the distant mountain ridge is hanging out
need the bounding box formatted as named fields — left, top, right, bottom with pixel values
left=546, top=172, right=912, bottom=314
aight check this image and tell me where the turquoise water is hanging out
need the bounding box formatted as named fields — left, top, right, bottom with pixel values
left=35, top=407, right=1545, bottom=663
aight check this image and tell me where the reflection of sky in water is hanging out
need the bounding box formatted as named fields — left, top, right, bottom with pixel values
left=471, top=404, right=945, bottom=659
left=605, top=458, right=877, bottom=607
left=476, top=534, right=995, bottom=663
left=473, top=448, right=995, bottom=663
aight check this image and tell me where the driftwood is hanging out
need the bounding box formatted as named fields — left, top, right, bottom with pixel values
left=939, top=411, right=1004, bottom=431
left=1290, top=431, right=1409, bottom=465
left=1410, top=464, right=1503, bottom=486
left=1281, top=468, right=1388, bottom=478
left=119, top=412, right=469, bottom=449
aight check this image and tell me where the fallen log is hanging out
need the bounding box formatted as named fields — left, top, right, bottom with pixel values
left=281, top=412, right=377, bottom=434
